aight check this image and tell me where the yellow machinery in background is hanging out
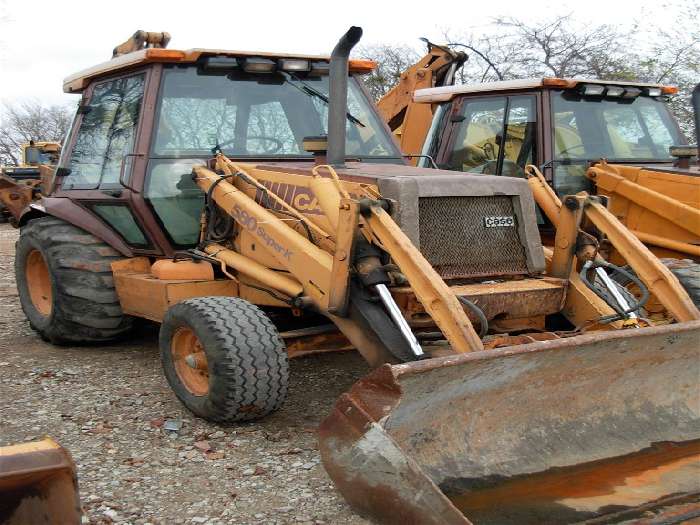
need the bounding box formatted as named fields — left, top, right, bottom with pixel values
left=0, top=141, right=60, bottom=224
left=375, top=40, right=466, bottom=163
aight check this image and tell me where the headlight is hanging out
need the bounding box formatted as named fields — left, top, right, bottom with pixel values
left=242, top=57, right=276, bottom=73
left=201, top=56, right=239, bottom=71
left=580, top=84, right=605, bottom=96
left=279, top=59, right=310, bottom=72
left=605, top=86, right=625, bottom=97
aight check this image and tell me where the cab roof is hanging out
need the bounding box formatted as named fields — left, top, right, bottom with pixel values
left=63, top=48, right=376, bottom=93
left=413, top=77, right=676, bottom=103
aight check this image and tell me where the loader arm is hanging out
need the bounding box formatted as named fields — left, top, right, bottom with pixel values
left=193, top=164, right=333, bottom=307
left=526, top=165, right=700, bottom=323
left=363, top=205, right=482, bottom=352
left=193, top=156, right=483, bottom=364
left=587, top=162, right=700, bottom=258
left=584, top=199, right=700, bottom=322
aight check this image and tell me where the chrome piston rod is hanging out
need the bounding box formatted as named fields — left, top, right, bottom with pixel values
left=374, top=284, right=424, bottom=358
left=595, top=267, right=637, bottom=319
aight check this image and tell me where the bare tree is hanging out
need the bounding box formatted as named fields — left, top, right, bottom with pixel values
left=628, top=1, right=700, bottom=140
left=0, top=100, right=74, bottom=165
left=358, top=11, right=698, bottom=141
left=443, top=15, right=634, bottom=84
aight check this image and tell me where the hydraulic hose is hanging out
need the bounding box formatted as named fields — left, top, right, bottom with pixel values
left=458, top=296, right=489, bottom=338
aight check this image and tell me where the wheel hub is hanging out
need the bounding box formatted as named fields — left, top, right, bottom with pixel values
left=25, top=249, right=52, bottom=316
left=171, top=327, right=209, bottom=396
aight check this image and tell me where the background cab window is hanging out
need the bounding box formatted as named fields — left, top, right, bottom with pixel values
left=447, top=95, right=536, bottom=177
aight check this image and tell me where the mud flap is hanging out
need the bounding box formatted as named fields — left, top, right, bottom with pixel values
left=0, top=438, right=81, bottom=525
left=319, top=321, right=700, bottom=525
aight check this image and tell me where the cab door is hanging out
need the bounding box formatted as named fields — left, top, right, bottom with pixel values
left=434, top=93, right=540, bottom=178
left=55, top=70, right=161, bottom=254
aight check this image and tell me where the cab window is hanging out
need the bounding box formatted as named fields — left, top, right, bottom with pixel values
left=446, top=95, right=536, bottom=177
left=145, top=159, right=206, bottom=247
left=145, top=65, right=401, bottom=249
left=151, top=67, right=397, bottom=159
left=550, top=90, right=683, bottom=195
left=64, top=74, right=145, bottom=189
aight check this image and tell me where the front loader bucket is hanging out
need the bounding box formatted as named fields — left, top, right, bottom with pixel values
left=0, top=438, right=81, bottom=525
left=319, top=321, right=700, bottom=525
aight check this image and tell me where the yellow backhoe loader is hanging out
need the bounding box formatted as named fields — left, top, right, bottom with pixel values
left=0, top=141, right=61, bottom=224
left=385, top=65, right=700, bottom=285
left=4, top=28, right=700, bottom=524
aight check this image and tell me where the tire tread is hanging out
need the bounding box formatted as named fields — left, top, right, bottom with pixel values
left=15, top=216, right=132, bottom=343
left=160, top=296, right=288, bottom=423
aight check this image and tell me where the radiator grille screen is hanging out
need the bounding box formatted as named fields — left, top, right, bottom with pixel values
left=418, top=196, right=529, bottom=278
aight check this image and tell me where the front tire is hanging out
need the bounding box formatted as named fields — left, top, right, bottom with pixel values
left=15, top=216, right=133, bottom=343
left=159, top=296, right=289, bottom=423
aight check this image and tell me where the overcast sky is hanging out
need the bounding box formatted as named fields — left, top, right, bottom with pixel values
left=0, top=0, right=679, bottom=107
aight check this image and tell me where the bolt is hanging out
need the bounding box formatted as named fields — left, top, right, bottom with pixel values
left=564, top=197, right=579, bottom=210
left=184, top=352, right=207, bottom=370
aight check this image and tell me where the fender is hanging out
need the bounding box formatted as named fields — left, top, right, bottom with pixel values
left=18, top=197, right=133, bottom=256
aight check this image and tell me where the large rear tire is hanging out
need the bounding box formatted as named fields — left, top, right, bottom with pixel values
left=15, top=216, right=133, bottom=344
left=613, top=258, right=700, bottom=309
left=660, top=258, right=700, bottom=307
left=160, top=296, right=289, bottom=423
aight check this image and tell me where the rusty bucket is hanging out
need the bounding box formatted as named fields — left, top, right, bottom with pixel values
left=0, top=438, right=81, bottom=525
left=319, top=321, right=700, bottom=524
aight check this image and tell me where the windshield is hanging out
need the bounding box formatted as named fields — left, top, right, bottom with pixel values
left=552, top=90, right=683, bottom=162
left=152, top=66, right=399, bottom=159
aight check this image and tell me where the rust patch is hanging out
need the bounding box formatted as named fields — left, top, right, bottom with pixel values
left=447, top=440, right=700, bottom=524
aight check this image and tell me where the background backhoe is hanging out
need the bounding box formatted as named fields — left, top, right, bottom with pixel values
left=3, top=28, right=699, bottom=524
left=377, top=55, right=699, bottom=306
left=396, top=72, right=700, bottom=294
left=0, top=140, right=60, bottom=224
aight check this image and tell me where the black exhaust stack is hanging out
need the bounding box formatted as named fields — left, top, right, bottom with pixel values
left=693, top=83, right=700, bottom=164
left=328, top=26, right=363, bottom=168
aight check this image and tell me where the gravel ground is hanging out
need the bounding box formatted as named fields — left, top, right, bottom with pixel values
left=0, top=222, right=371, bottom=525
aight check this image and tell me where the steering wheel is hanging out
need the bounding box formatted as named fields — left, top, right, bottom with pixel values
left=468, top=158, right=521, bottom=177
left=247, top=136, right=284, bottom=154
left=558, top=143, right=586, bottom=156
left=215, top=136, right=284, bottom=155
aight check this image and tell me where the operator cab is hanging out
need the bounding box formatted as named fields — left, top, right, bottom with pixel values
left=50, top=44, right=401, bottom=255
left=417, top=78, right=686, bottom=196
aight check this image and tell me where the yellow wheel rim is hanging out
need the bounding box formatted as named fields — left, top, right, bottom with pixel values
left=171, top=327, right=209, bottom=396
left=25, top=249, right=52, bottom=316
